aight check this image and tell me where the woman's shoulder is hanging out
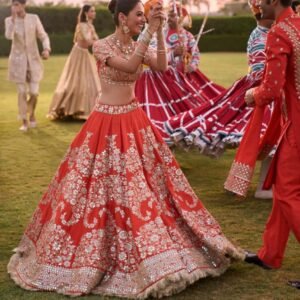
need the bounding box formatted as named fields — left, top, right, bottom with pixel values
left=92, top=35, right=115, bottom=53
left=76, top=22, right=89, bottom=30
left=93, top=35, right=113, bottom=47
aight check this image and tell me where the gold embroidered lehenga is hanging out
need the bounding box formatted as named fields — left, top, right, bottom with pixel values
left=8, top=34, right=244, bottom=299
left=47, top=22, right=101, bottom=120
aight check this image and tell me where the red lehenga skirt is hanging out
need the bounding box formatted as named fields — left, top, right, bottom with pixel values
left=185, top=69, right=225, bottom=99
left=8, top=100, right=243, bottom=299
left=164, top=74, right=272, bottom=157
left=135, top=67, right=224, bottom=140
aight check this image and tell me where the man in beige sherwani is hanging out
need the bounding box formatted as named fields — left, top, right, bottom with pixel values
left=5, top=0, right=51, bottom=131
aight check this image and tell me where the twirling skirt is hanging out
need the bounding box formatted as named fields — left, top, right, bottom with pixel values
left=48, top=44, right=101, bottom=120
left=185, top=69, right=225, bottom=99
left=8, top=100, right=243, bottom=299
left=164, top=75, right=273, bottom=157
left=135, top=67, right=224, bottom=140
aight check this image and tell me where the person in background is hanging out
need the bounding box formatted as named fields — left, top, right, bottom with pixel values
left=135, top=0, right=224, bottom=140
left=5, top=0, right=50, bottom=132
left=48, top=5, right=101, bottom=120
left=165, top=0, right=274, bottom=200
left=164, top=3, right=224, bottom=96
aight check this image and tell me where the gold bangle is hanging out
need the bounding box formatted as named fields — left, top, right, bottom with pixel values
left=139, top=28, right=153, bottom=45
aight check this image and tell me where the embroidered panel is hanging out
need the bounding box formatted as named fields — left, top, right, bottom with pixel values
left=224, top=160, right=254, bottom=197
left=278, top=18, right=300, bottom=101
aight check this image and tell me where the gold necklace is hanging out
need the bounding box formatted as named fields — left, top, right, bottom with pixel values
left=112, top=34, right=135, bottom=57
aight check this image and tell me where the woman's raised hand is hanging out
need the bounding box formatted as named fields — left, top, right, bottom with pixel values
left=147, top=2, right=165, bottom=34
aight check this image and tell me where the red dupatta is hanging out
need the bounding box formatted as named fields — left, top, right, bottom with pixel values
left=224, top=99, right=281, bottom=197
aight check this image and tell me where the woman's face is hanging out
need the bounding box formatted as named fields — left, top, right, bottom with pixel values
left=122, top=2, right=146, bottom=36
left=167, top=10, right=178, bottom=29
left=296, top=4, right=300, bottom=16
left=86, top=6, right=96, bottom=21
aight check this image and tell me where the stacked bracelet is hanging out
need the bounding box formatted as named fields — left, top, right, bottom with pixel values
left=139, top=28, right=153, bottom=46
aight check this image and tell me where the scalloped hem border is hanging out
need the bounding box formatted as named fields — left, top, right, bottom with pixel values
left=8, top=251, right=233, bottom=299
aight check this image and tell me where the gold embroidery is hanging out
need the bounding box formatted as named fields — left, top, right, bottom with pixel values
left=224, top=160, right=254, bottom=197
left=9, top=120, right=243, bottom=297
left=94, top=99, right=139, bottom=114
left=278, top=19, right=300, bottom=101
left=93, top=36, right=142, bottom=86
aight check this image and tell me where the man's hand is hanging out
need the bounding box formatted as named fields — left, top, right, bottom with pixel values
left=186, top=64, right=195, bottom=73
left=245, top=88, right=255, bottom=106
left=173, top=45, right=184, bottom=57
left=11, top=6, right=17, bottom=21
left=41, top=49, right=50, bottom=60
left=148, top=2, right=164, bottom=34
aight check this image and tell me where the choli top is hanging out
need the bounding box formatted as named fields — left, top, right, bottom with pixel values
left=74, top=22, right=98, bottom=43
left=93, top=35, right=156, bottom=85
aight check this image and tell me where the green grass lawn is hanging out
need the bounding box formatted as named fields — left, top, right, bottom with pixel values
left=1, top=53, right=300, bottom=300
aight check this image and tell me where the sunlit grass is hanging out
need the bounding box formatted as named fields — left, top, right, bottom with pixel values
left=0, top=54, right=299, bottom=300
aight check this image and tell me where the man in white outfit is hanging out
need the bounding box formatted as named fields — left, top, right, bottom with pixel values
left=5, top=0, right=51, bottom=131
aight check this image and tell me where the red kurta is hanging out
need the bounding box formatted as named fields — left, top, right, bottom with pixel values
left=252, top=8, right=300, bottom=268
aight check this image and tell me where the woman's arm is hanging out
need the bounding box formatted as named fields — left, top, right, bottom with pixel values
left=78, top=23, right=95, bottom=46
left=145, top=28, right=167, bottom=72
left=5, top=17, right=14, bottom=40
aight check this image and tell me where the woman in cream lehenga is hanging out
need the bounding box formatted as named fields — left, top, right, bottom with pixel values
left=47, top=5, right=101, bottom=120
left=8, top=0, right=244, bottom=298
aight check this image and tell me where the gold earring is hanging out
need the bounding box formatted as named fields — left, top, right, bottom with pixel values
left=122, top=21, right=130, bottom=34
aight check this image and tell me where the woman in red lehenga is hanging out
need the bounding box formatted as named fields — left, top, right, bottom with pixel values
left=135, top=1, right=224, bottom=139
left=7, top=0, right=243, bottom=298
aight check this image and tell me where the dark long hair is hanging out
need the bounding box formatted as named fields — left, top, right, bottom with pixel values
left=292, top=0, right=300, bottom=11
left=108, top=0, right=141, bottom=26
left=78, top=4, right=92, bottom=23
left=278, top=0, right=292, bottom=6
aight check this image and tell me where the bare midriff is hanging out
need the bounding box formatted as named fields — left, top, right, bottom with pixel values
left=98, top=81, right=136, bottom=105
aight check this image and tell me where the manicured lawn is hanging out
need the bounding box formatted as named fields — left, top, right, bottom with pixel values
left=0, top=54, right=299, bottom=300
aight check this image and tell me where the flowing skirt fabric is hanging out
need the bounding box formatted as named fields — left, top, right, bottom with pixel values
left=48, top=44, right=101, bottom=120
left=8, top=101, right=243, bottom=299
left=164, top=75, right=273, bottom=157
left=135, top=67, right=224, bottom=140
left=185, top=69, right=225, bottom=99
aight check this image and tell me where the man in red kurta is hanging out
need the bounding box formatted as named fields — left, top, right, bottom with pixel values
left=244, top=0, right=300, bottom=274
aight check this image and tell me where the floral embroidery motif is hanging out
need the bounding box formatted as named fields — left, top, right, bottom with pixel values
left=94, top=99, right=139, bottom=114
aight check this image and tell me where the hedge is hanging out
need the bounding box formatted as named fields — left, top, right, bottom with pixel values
left=0, top=6, right=256, bottom=56
left=0, top=6, right=113, bottom=34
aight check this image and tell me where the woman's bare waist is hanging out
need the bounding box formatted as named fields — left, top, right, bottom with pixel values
left=97, top=94, right=136, bottom=106
left=99, top=85, right=135, bottom=105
